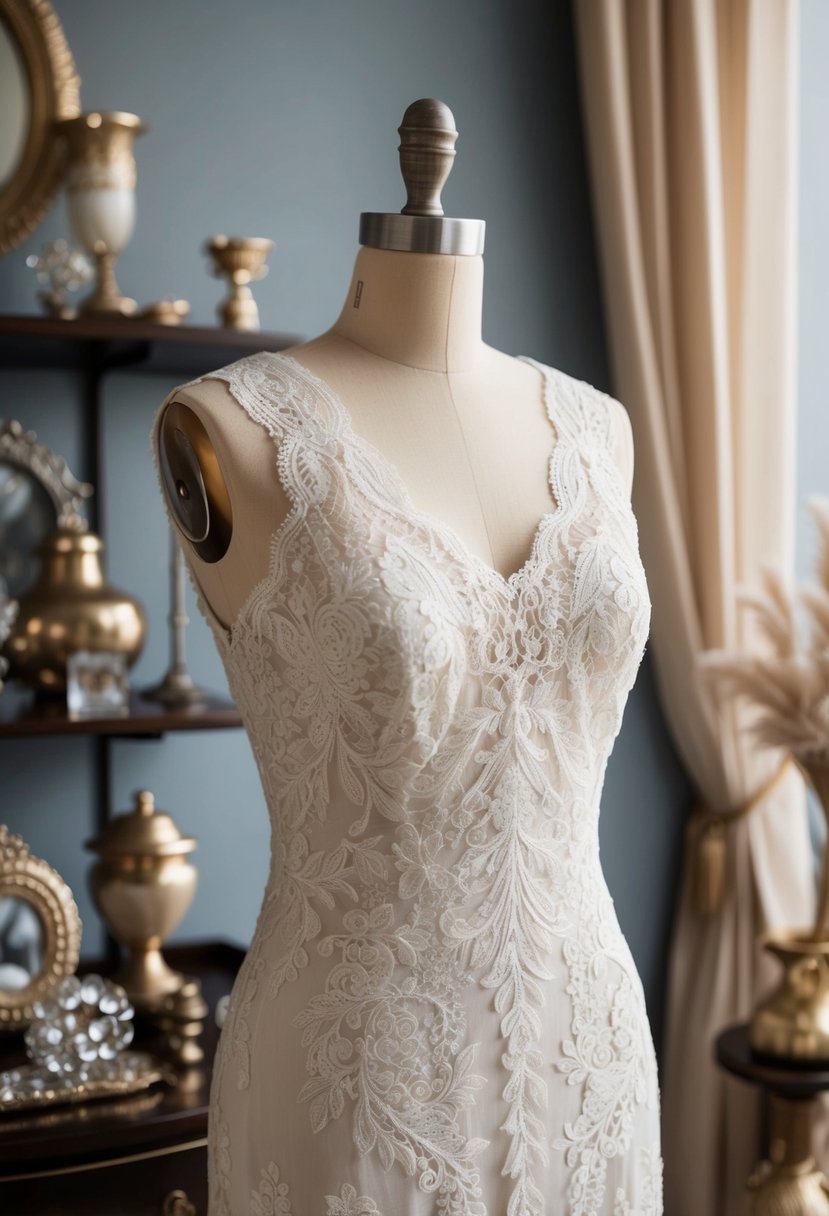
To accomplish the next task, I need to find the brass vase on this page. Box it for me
[4,527,146,693]
[751,758,829,1062]
[56,111,147,316]
[86,790,197,1008]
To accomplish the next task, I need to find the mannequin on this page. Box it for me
[152,101,662,1216]
[156,100,633,634]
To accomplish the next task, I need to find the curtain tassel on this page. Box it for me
[691,756,795,916]
[692,815,727,915]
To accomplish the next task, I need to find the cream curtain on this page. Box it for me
[573,2,814,1213]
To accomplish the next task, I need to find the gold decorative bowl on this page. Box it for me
[204,235,274,331]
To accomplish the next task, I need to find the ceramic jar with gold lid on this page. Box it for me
[86,790,197,1008]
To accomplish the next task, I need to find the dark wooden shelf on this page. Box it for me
[0,686,242,739]
[0,312,304,377]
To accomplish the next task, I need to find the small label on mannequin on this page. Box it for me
[353,280,363,309]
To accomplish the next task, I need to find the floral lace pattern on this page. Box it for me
[152,351,662,1215]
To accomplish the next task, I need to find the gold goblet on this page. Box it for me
[205,235,274,331]
[56,111,147,316]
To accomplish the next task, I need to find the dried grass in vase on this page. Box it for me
[699,497,829,939]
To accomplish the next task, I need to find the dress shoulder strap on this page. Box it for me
[201,350,343,451]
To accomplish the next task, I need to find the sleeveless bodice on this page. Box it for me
[152,351,663,1216]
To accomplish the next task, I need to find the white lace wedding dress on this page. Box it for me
[153,351,663,1216]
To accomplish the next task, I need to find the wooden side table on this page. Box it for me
[0,941,243,1216]
[716,1022,829,1214]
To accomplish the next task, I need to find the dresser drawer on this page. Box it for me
[0,1138,207,1215]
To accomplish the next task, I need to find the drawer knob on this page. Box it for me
[162,1190,196,1216]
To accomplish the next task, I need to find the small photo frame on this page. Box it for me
[67,650,129,719]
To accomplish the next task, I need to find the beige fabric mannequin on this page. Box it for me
[152,220,664,1215]
[159,244,634,632]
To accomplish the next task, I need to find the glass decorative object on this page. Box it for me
[24,973,134,1072]
[25,238,92,318]
[67,649,129,718]
[55,111,147,316]
[0,972,165,1112]
[0,1049,161,1111]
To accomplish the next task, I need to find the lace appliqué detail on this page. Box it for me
[613,1142,664,1216]
[251,1161,294,1215]
[325,1182,384,1215]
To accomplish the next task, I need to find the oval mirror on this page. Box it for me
[0,0,80,255]
[0,826,81,1031]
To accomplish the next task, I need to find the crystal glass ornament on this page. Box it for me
[24,973,134,1074]
[25,238,92,318]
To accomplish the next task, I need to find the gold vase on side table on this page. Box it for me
[751,758,829,1062]
[720,756,829,1215]
[86,791,197,1008]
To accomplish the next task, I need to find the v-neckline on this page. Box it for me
[279,350,565,587]
[200,350,569,648]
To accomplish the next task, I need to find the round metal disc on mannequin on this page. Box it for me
[360,99,485,256]
[157,401,233,563]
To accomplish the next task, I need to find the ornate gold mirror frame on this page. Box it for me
[0,825,82,1030]
[0,0,80,254]
[0,419,93,599]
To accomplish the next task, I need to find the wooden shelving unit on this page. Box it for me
[0,313,304,378]
[0,312,301,823]
[0,687,243,739]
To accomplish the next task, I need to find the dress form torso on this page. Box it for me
[150,100,663,1216]
[157,245,634,632]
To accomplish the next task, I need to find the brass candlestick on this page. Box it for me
[205,235,273,331]
[144,530,206,709]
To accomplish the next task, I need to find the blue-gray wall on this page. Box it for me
[1,0,696,1055]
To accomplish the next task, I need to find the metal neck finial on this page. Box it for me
[359,99,485,256]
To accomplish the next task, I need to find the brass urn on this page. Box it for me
[86,790,197,1008]
[5,527,146,692]
[751,759,829,1063]
[750,932,829,1061]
